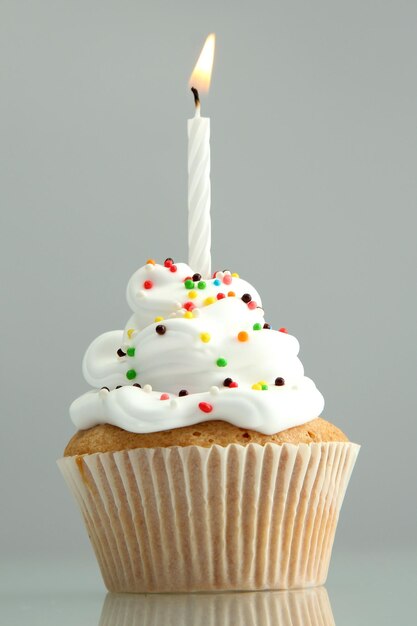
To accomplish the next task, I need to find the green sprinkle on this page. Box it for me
[216,357,228,367]
[253,323,262,331]
[261,384,269,390]
[184,280,194,289]
[126,369,137,380]
[198,281,206,290]
[127,347,135,357]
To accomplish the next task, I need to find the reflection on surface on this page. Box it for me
[99,586,335,626]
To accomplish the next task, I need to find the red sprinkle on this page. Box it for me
[279,327,288,333]
[170,265,177,273]
[223,275,232,285]
[217,292,226,300]
[184,276,192,282]
[248,300,257,310]
[229,381,238,388]
[199,402,213,413]
[183,301,195,311]
[160,393,170,400]
[143,280,153,289]
[164,259,173,268]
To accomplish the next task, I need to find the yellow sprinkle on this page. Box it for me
[127,329,135,338]
[184,311,194,319]
[252,383,262,390]
[204,296,216,306]
[200,332,211,343]
[258,380,268,386]
[188,290,197,299]
[154,316,164,322]
[232,272,239,278]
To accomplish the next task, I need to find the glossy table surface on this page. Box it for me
[1,549,415,625]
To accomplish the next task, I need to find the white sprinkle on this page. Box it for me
[174,301,182,309]
[193,309,201,317]
[144,384,152,393]
[170,399,179,409]
[138,291,146,299]
[210,386,220,396]
[99,388,109,397]
[145,263,155,270]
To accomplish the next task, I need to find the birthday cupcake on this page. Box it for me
[58,259,359,593]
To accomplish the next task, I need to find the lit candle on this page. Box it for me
[188,34,215,278]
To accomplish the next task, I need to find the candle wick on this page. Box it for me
[191,87,201,116]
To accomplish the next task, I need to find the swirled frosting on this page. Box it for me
[70,261,324,435]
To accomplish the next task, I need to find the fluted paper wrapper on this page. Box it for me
[58,441,359,592]
[99,587,335,626]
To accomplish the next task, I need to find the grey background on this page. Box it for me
[1,0,416,616]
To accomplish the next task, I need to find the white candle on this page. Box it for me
[188,34,215,278]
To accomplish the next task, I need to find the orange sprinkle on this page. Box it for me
[238,331,249,342]
[146,259,156,265]
[228,291,236,297]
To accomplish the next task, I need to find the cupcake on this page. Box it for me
[58,259,359,592]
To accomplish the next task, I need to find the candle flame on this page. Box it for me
[189,33,216,94]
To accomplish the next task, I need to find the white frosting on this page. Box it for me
[70,262,324,435]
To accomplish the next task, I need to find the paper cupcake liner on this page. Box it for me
[58,441,359,592]
[99,587,335,626]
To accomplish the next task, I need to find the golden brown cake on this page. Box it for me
[64,417,348,456]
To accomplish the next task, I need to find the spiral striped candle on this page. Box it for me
[188,96,211,278]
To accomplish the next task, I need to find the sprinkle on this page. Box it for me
[279,327,288,333]
[262,384,269,390]
[126,347,135,357]
[156,325,166,335]
[183,301,195,311]
[160,393,170,400]
[170,265,177,273]
[198,281,206,290]
[117,348,126,357]
[154,316,164,322]
[241,293,252,303]
[143,280,153,289]
[210,386,220,395]
[248,301,257,310]
[144,384,152,393]
[101,386,110,392]
[253,323,262,331]
[204,296,216,306]
[228,291,236,297]
[223,378,233,387]
[252,383,262,390]
[184,311,194,319]
[133,383,142,388]
[216,357,228,367]
[126,369,137,380]
[275,377,285,386]
[263,323,271,329]
[200,332,211,343]
[217,293,226,300]
[192,273,202,282]
[170,399,178,408]
[184,279,194,289]
[223,275,232,285]
[116,385,122,389]
[164,258,174,267]
[193,309,201,317]
[213,278,221,286]
[229,381,238,388]
[232,273,239,278]
[179,389,189,396]
[146,259,156,265]
[199,402,213,413]
[237,331,249,342]
[127,328,135,338]
[188,290,198,299]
